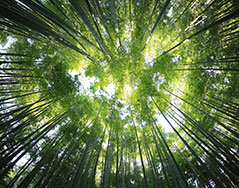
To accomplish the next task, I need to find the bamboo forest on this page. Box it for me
[0,0,239,187]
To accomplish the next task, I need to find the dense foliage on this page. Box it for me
[0,0,239,187]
